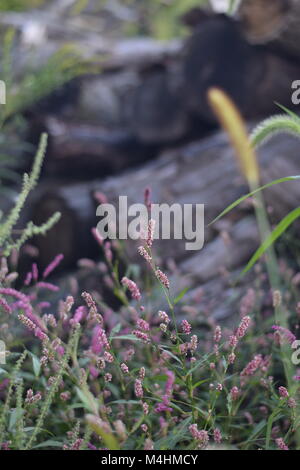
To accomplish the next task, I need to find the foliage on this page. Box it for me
[0,0,44,12]
[0,215,299,450]
[0,133,60,256]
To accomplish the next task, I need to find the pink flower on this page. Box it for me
[190,335,198,351]
[0,297,12,315]
[25,389,42,404]
[133,330,150,343]
[158,311,170,324]
[189,425,209,449]
[229,335,238,348]
[142,402,149,415]
[70,306,86,327]
[60,392,71,401]
[134,379,143,398]
[91,326,110,354]
[137,318,150,331]
[181,319,192,334]
[137,246,152,264]
[154,402,172,413]
[104,351,114,363]
[121,277,141,301]
[228,352,236,364]
[214,325,222,343]
[36,282,59,292]
[241,355,263,377]
[144,187,152,212]
[0,287,29,304]
[230,386,240,401]
[42,254,64,278]
[278,386,289,398]
[164,370,175,399]
[275,438,289,450]
[213,428,222,444]
[82,291,101,322]
[139,367,146,379]
[144,439,154,450]
[146,219,155,248]
[288,398,296,408]
[120,363,129,374]
[32,263,39,281]
[155,269,170,289]
[272,326,296,345]
[24,271,32,286]
[236,316,251,339]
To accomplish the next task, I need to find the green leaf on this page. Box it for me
[32,440,63,449]
[266,411,283,450]
[75,387,99,414]
[174,287,190,305]
[244,420,267,447]
[243,207,300,274]
[109,323,121,338]
[275,102,300,122]
[9,408,24,432]
[111,334,140,342]
[209,176,300,226]
[30,352,41,378]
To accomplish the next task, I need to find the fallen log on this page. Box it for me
[182,12,300,123]
[33,116,157,178]
[30,131,300,272]
[237,0,300,61]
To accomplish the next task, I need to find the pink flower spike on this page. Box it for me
[36,282,59,292]
[42,254,64,279]
[214,325,222,343]
[121,277,141,301]
[278,386,289,399]
[214,428,222,444]
[136,318,150,331]
[275,438,289,451]
[181,319,192,335]
[32,263,39,281]
[24,271,32,286]
[236,316,251,339]
[132,330,150,343]
[144,187,152,212]
[146,219,155,248]
[155,269,170,289]
[241,355,263,377]
[0,297,12,315]
[272,325,296,345]
[134,379,143,398]
[0,287,30,304]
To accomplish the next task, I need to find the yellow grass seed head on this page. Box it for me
[208,88,260,187]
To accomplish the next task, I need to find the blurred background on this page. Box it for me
[1,0,300,320]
